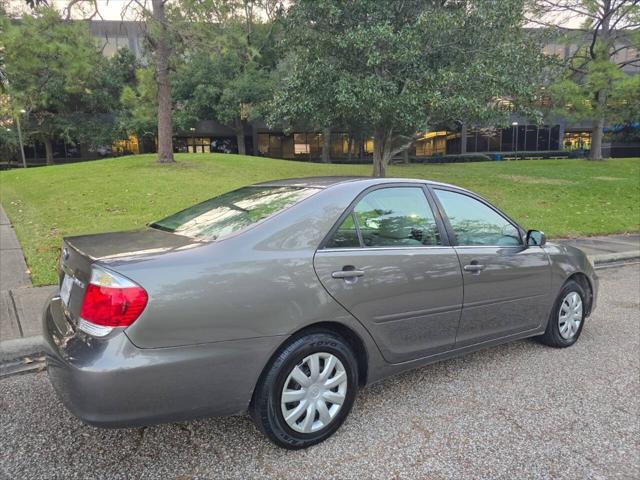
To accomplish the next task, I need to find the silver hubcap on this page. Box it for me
[280,352,348,433]
[558,291,583,339]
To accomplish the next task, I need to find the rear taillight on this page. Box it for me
[78,266,148,337]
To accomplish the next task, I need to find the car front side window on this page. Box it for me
[434,189,521,246]
[326,186,441,248]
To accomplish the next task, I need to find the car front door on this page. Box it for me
[313,184,463,364]
[431,187,551,347]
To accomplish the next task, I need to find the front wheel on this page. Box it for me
[538,280,587,348]
[250,331,358,449]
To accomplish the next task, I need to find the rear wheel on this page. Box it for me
[538,280,586,348]
[250,330,358,449]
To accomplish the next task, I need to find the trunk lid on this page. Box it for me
[58,228,199,323]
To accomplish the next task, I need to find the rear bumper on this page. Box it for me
[43,296,286,427]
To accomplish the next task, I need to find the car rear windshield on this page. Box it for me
[150,186,319,240]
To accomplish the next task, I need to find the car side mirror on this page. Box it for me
[526,230,546,247]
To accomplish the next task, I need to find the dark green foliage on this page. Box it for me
[172,7,280,153]
[270,0,548,175]
[3,8,137,162]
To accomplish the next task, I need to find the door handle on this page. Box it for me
[463,264,485,273]
[332,269,365,279]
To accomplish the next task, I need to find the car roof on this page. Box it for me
[253,176,366,188]
[253,176,466,191]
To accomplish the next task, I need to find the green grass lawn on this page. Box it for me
[1,153,639,285]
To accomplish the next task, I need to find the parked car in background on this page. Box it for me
[43,177,597,449]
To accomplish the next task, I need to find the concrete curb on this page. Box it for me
[0,335,45,363]
[591,251,640,265]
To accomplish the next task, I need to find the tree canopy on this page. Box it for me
[2,7,134,164]
[173,6,280,155]
[530,0,640,160]
[4,0,635,171]
[270,0,548,176]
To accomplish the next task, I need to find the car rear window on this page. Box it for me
[150,186,319,240]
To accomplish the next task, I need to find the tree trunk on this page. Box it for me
[152,0,175,163]
[589,3,610,161]
[590,116,605,161]
[347,134,353,162]
[372,129,392,177]
[402,149,409,164]
[43,138,54,165]
[235,118,246,155]
[321,127,331,163]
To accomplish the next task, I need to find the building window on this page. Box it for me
[501,127,513,152]
[257,133,270,155]
[465,128,478,153]
[98,35,130,57]
[516,125,526,151]
[475,127,500,152]
[294,133,310,155]
[310,133,322,158]
[537,127,550,150]
[270,134,284,158]
[291,133,322,158]
[525,125,538,151]
[563,132,591,150]
[113,134,139,155]
[497,125,560,152]
[330,133,356,158]
[416,131,448,156]
[364,138,375,154]
[186,137,211,153]
[445,132,462,155]
[550,126,560,149]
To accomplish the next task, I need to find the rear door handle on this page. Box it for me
[332,270,365,279]
[463,264,486,273]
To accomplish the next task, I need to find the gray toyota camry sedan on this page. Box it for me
[43,177,597,449]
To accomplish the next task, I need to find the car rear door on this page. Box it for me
[430,187,551,347]
[313,184,463,364]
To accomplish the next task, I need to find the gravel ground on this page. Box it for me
[1,264,638,480]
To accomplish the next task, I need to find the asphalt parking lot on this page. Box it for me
[1,264,638,480]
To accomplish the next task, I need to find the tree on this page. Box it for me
[0,95,20,164]
[148,0,177,162]
[78,48,139,149]
[119,66,160,147]
[173,0,280,155]
[214,35,278,154]
[3,7,116,164]
[529,0,640,160]
[271,0,547,176]
[0,54,6,95]
[64,0,185,163]
[1,3,8,93]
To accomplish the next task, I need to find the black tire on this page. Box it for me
[250,330,358,449]
[537,280,587,348]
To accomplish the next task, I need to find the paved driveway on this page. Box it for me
[1,264,638,480]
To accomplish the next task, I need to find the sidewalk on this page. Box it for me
[0,199,638,362]
[1,205,55,361]
[556,234,640,264]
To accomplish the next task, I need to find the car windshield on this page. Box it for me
[151,186,319,240]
